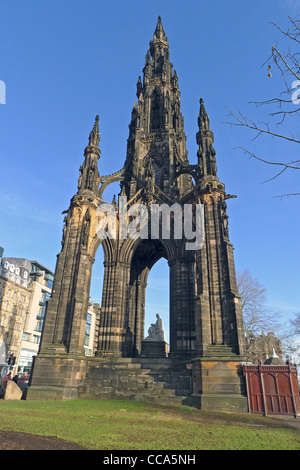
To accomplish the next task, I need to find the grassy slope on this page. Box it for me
[0,400,299,450]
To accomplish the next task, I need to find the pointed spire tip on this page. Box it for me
[88,114,100,147]
[154,15,166,37]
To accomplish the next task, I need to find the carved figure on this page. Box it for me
[145,314,166,342]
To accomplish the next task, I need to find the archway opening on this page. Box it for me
[87,244,104,356]
[128,239,170,355]
[144,257,170,344]
[90,245,104,305]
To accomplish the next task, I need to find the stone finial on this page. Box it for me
[88,115,100,147]
[154,16,165,36]
[152,16,168,45]
[198,98,210,129]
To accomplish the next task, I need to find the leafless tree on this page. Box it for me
[226,16,300,197]
[290,311,300,335]
[280,312,300,368]
[237,269,281,334]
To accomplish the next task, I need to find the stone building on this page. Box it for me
[28,18,248,411]
[18,261,54,373]
[246,331,283,364]
[84,301,101,357]
[0,248,31,369]
[0,249,99,373]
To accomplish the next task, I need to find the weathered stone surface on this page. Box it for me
[4,381,23,400]
[140,340,168,358]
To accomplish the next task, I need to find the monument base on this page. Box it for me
[27,352,250,412]
[140,340,169,358]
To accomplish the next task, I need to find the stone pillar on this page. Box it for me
[169,256,196,358]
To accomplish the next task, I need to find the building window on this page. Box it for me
[40,291,51,304]
[84,313,92,347]
[33,335,40,344]
[35,320,43,332]
[22,333,30,341]
[44,274,54,290]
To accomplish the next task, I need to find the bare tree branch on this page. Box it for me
[273,193,300,198]
[225,107,300,144]
[260,166,288,184]
[225,17,300,194]
[272,45,300,82]
[235,146,300,169]
[269,20,300,45]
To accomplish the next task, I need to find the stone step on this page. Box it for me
[78,388,189,406]
[78,358,193,404]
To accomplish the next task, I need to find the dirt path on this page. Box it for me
[0,431,86,450]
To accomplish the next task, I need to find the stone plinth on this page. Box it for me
[140,340,169,358]
[4,381,23,400]
[190,348,248,412]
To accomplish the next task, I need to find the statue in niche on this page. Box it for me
[197,151,204,177]
[164,91,169,109]
[210,145,217,176]
[145,314,166,342]
[81,210,91,248]
[88,168,95,189]
[144,158,155,193]
[136,76,143,97]
[221,199,229,237]
[61,215,68,248]
[78,165,83,190]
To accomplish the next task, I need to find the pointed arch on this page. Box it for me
[150,88,162,130]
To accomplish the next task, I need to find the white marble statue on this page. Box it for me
[145,314,166,342]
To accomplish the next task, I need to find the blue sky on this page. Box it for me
[0,1,299,340]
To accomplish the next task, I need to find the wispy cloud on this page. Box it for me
[284,0,299,15]
[146,303,168,309]
[265,302,299,312]
[147,285,169,292]
[0,191,59,226]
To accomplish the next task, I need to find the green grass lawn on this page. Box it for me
[0,399,299,450]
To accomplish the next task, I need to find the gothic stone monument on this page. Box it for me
[28,18,248,411]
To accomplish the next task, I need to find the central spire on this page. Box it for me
[148,16,170,76]
[121,17,191,199]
